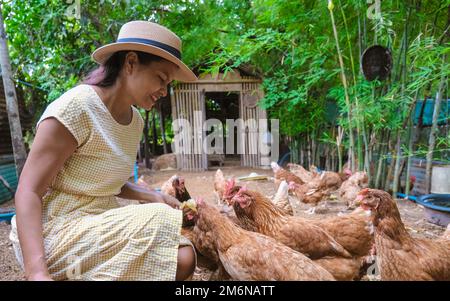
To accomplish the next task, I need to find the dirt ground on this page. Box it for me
[0,166,447,281]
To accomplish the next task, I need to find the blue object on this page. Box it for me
[396,193,417,202]
[278,152,291,166]
[416,194,450,213]
[0,211,15,223]
[0,162,18,204]
[117,38,181,59]
[134,162,138,183]
[415,194,450,226]
[414,99,450,126]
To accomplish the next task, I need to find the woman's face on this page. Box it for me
[123,52,178,110]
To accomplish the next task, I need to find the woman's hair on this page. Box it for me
[83,51,163,87]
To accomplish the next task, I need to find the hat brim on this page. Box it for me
[91,42,197,82]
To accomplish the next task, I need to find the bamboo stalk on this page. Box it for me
[328,0,356,172]
[338,0,364,172]
[336,126,344,172]
[404,112,415,195]
[392,6,412,197]
[384,137,396,191]
[425,57,446,193]
[403,88,420,194]
[374,130,385,188]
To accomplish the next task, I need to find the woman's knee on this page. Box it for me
[176,246,196,280]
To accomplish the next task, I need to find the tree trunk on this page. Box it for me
[158,102,168,154]
[151,110,157,155]
[144,110,150,168]
[0,6,27,176]
[425,58,446,193]
[307,133,312,167]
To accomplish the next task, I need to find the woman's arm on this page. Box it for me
[116,182,181,208]
[15,118,78,280]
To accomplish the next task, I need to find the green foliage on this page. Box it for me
[3,0,449,161]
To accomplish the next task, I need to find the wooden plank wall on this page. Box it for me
[241,78,266,168]
[172,83,206,171]
[173,74,266,170]
[407,157,448,195]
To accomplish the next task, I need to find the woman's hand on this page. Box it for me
[117,182,182,208]
[157,192,182,209]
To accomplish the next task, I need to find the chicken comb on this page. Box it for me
[288,181,299,190]
[344,168,353,175]
[196,197,205,206]
[359,188,370,196]
[236,185,247,197]
[223,178,236,198]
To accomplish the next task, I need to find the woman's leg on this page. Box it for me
[176,245,196,280]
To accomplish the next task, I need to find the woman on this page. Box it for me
[9,21,198,281]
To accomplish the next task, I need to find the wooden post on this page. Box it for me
[0,6,27,176]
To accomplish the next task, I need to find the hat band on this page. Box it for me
[117,38,181,59]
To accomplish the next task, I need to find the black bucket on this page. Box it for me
[361,45,393,81]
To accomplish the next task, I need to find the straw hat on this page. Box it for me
[92,21,197,82]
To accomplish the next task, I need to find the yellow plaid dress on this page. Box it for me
[10,84,185,280]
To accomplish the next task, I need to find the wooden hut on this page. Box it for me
[170,68,269,171]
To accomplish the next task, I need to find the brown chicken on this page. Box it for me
[160,175,191,203]
[288,181,328,214]
[312,207,374,279]
[188,198,335,280]
[181,225,223,274]
[271,162,304,188]
[316,169,353,191]
[271,180,294,215]
[224,182,373,280]
[387,175,417,196]
[357,188,450,280]
[287,163,316,183]
[288,169,353,214]
[213,169,226,202]
[338,171,369,209]
[180,199,238,280]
